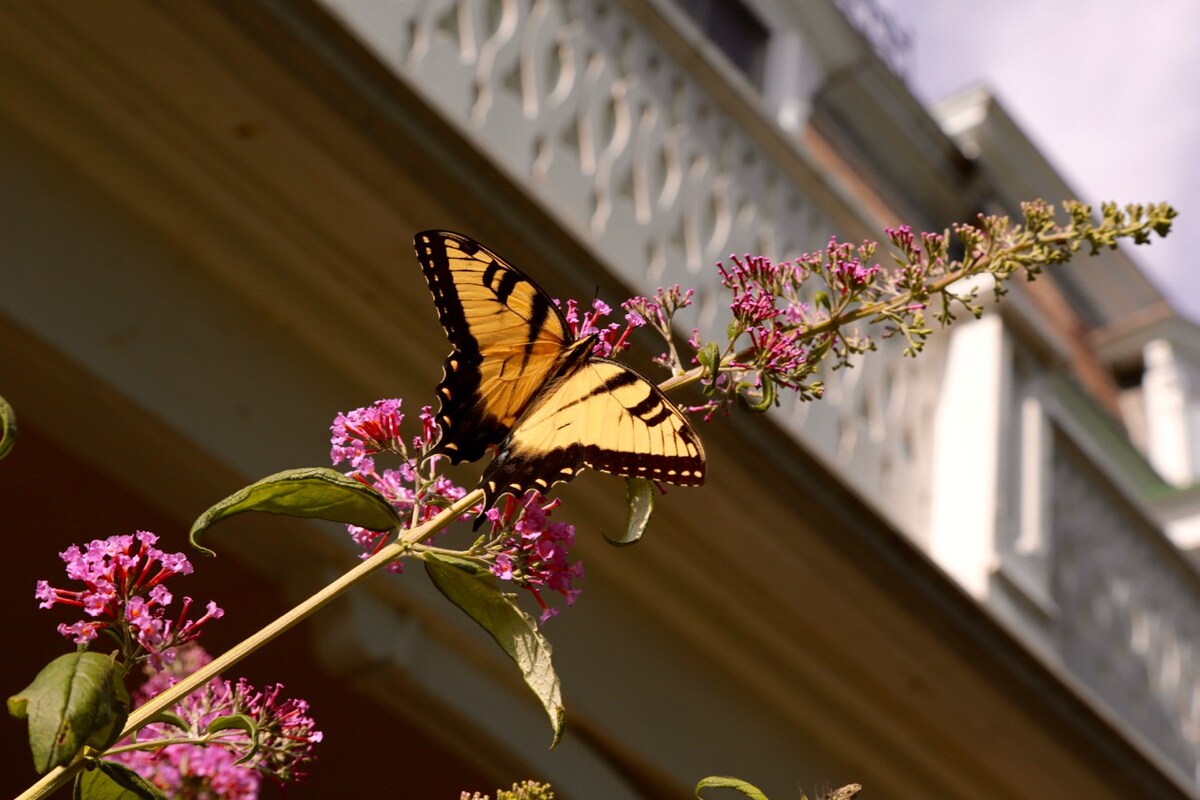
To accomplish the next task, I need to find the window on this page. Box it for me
[670,0,769,86]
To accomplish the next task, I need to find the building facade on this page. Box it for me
[1,1,1198,797]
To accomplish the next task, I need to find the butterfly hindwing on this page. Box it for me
[480,359,706,512]
[415,230,573,463]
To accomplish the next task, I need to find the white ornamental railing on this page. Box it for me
[324,0,941,535]
[1052,438,1200,782]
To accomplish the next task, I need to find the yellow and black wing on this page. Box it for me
[415,230,574,464]
[415,229,706,517]
[480,359,706,512]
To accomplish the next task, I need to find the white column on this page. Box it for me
[762,30,823,133]
[1142,339,1195,487]
[928,315,1007,597]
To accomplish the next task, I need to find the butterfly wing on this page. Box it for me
[415,230,574,464]
[480,358,706,512]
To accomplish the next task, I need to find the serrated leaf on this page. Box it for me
[75,761,168,800]
[695,775,770,800]
[189,467,401,556]
[424,555,564,747]
[0,394,15,460]
[604,477,654,546]
[9,653,130,773]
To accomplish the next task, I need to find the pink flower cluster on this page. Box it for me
[36,532,222,667]
[331,399,471,569]
[558,297,634,357]
[111,645,321,798]
[330,397,405,471]
[674,239,887,416]
[713,253,822,400]
[485,494,583,622]
[622,284,694,331]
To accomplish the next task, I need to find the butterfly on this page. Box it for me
[414,230,706,521]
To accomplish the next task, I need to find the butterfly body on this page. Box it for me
[415,231,705,517]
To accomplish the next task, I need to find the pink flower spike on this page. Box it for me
[488,492,582,620]
[330,397,473,555]
[109,644,321,793]
[38,532,222,664]
[58,621,101,645]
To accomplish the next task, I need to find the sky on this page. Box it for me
[879,0,1200,322]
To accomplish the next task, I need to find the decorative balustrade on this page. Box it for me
[380,0,829,289]
[324,0,939,533]
[1052,437,1200,781]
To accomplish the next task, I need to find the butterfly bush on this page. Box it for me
[10,202,1176,800]
[483,493,584,622]
[35,531,223,668]
[31,532,321,796]
[331,399,583,616]
[557,298,631,358]
[603,201,1177,418]
[331,399,469,572]
[109,644,322,798]
[461,781,556,800]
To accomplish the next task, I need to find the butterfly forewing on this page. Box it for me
[416,230,573,463]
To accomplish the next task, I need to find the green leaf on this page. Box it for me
[735,377,776,413]
[131,711,188,739]
[75,761,168,800]
[189,467,401,556]
[9,653,130,773]
[424,554,564,748]
[695,776,770,800]
[604,477,654,546]
[420,552,490,576]
[0,394,15,461]
[205,712,257,737]
[205,713,259,764]
[697,341,723,393]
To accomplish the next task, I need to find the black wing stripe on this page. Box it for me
[627,393,662,419]
[492,267,519,305]
[415,231,706,519]
[525,292,550,359]
[554,370,640,415]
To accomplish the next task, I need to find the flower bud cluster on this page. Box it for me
[35,531,222,668]
[332,399,471,570]
[111,644,321,797]
[483,494,584,622]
